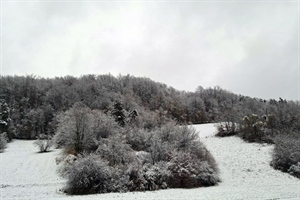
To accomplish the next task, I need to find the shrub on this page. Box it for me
[92,110,119,139]
[56,154,78,179]
[271,135,300,178]
[33,134,53,152]
[0,133,8,152]
[188,141,219,173]
[288,162,300,178]
[167,151,220,188]
[142,162,169,190]
[173,126,199,151]
[135,151,152,165]
[148,123,198,163]
[149,135,171,163]
[126,128,153,151]
[64,155,112,195]
[124,162,169,192]
[239,114,273,143]
[96,136,133,166]
[124,163,147,191]
[216,122,238,137]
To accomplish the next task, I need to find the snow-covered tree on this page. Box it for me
[54,102,96,153]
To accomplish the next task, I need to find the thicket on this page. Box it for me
[271,135,300,179]
[54,103,220,194]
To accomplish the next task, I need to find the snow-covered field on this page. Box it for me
[1,124,299,200]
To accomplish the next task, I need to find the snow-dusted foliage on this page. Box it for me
[33,134,53,152]
[57,121,220,194]
[288,162,300,178]
[167,151,220,188]
[124,162,169,191]
[56,154,78,179]
[64,155,112,195]
[239,114,272,143]
[0,133,8,152]
[216,122,238,137]
[92,110,119,139]
[271,135,300,179]
[96,136,134,166]
[54,102,97,153]
[126,128,153,151]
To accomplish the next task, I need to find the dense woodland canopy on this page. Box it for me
[0,74,300,140]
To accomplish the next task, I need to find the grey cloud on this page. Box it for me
[1,1,298,100]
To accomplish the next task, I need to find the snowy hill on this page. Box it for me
[1,124,299,199]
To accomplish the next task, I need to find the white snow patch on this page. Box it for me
[1,124,299,199]
[190,123,218,138]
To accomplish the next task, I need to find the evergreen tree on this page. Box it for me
[128,109,138,123]
[0,99,10,134]
[111,101,125,127]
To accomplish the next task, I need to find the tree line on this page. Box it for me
[0,74,300,140]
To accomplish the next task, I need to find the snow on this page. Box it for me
[0,120,7,125]
[1,124,300,199]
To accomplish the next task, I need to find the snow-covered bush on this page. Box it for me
[56,154,78,179]
[167,151,220,188]
[271,135,300,179]
[239,114,272,143]
[124,162,169,191]
[126,128,153,151]
[135,151,152,164]
[92,110,119,139]
[188,140,219,173]
[216,122,238,137]
[141,162,169,190]
[124,163,147,191]
[64,155,112,195]
[33,134,53,152]
[149,135,170,163]
[96,136,133,166]
[0,133,8,152]
[288,162,300,178]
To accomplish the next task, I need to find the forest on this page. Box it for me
[1,74,300,194]
[1,74,299,140]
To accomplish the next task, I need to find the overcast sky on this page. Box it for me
[1,0,299,101]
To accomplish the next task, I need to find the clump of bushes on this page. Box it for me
[271,135,300,178]
[55,112,220,195]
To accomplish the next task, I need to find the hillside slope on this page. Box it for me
[1,124,299,199]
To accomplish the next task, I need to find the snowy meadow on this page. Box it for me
[1,124,299,200]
